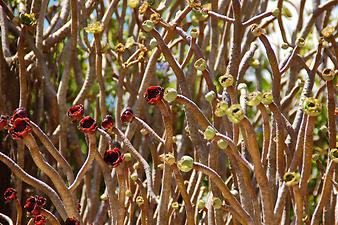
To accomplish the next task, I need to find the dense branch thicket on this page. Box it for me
[0,0,337,224]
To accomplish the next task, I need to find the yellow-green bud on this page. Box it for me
[321,26,334,38]
[124,153,132,162]
[226,104,245,124]
[250,59,260,68]
[125,189,133,197]
[177,155,194,173]
[140,128,149,136]
[247,91,262,106]
[84,21,104,34]
[150,13,161,24]
[214,102,228,117]
[205,91,216,102]
[164,88,178,102]
[322,68,335,81]
[261,91,273,105]
[139,2,149,14]
[197,199,205,209]
[218,74,234,88]
[281,42,289,49]
[133,162,140,170]
[194,58,207,71]
[204,126,216,140]
[329,148,338,163]
[190,28,199,38]
[217,139,228,150]
[163,153,176,166]
[19,13,36,26]
[149,38,157,49]
[272,8,280,17]
[100,193,108,201]
[172,202,179,210]
[295,37,305,47]
[115,43,125,54]
[250,24,263,37]
[283,171,300,187]
[212,197,223,209]
[302,97,322,116]
[136,196,144,206]
[142,20,154,32]
[130,172,138,181]
[128,0,140,8]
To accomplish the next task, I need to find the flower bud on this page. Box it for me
[302,97,322,116]
[172,202,179,210]
[281,42,289,49]
[212,197,222,209]
[149,38,157,49]
[205,91,216,102]
[194,58,207,71]
[139,2,149,14]
[164,88,178,102]
[136,196,144,206]
[247,91,263,106]
[250,24,263,37]
[226,104,245,124]
[190,28,199,38]
[283,171,300,187]
[84,21,104,34]
[217,139,228,150]
[115,43,125,54]
[321,26,334,38]
[133,162,140,170]
[150,13,161,24]
[124,153,132,162]
[249,59,260,68]
[322,68,335,81]
[125,190,133,197]
[214,102,228,117]
[130,172,138,181]
[204,126,216,140]
[128,0,139,8]
[295,37,305,47]
[19,13,36,26]
[329,148,338,163]
[188,0,202,10]
[272,8,280,17]
[163,153,176,166]
[142,20,154,32]
[177,155,194,172]
[140,128,149,136]
[100,193,108,201]
[197,199,205,209]
[261,91,273,105]
[218,74,234,88]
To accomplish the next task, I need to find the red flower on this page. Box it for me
[104,147,124,167]
[65,218,80,225]
[0,115,9,131]
[79,116,97,133]
[144,86,164,104]
[24,196,46,215]
[34,215,46,225]
[8,118,31,140]
[67,104,84,122]
[4,188,17,201]
[101,115,114,131]
[121,107,134,123]
[11,107,29,123]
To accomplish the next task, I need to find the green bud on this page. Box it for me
[194,58,207,71]
[295,37,305,47]
[250,24,263,37]
[136,196,144,206]
[261,91,273,105]
[138,31,146,41]
[163,153,176,166]
[217,139,228,150]
[128,0,139,8]
[142,20,154,32]
[177,155,194,172]
[194,10,208,21]
[204,126,216,140]
[164,88,178,102]
[197,199,205,210]
[84,21,104,34]
[329,148,338,163]
[283,171,300,187]
[205,91,216,102]
[133,162,140,170]
[249,59,260,68]
[302,97,322,116]
[150,12,161,24]
[100,193,108,201]
[247,91,263,106]
[172,202,179,210]
[214,102,228,117]
[19,13,36,26]
[218,74,234,88]
[149,38,157,49]
[190,28,199,38]
[272,8,280,17]
[125,189,133,197]
[321,26,334,38]
[226,104,245,124]
[130,172,138,181]
[140,128,149,136]
[212,197,223,209]
[139,2,149,14]
[322,68,335,81]
[281,42,289,49]
[124,153,132,162]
